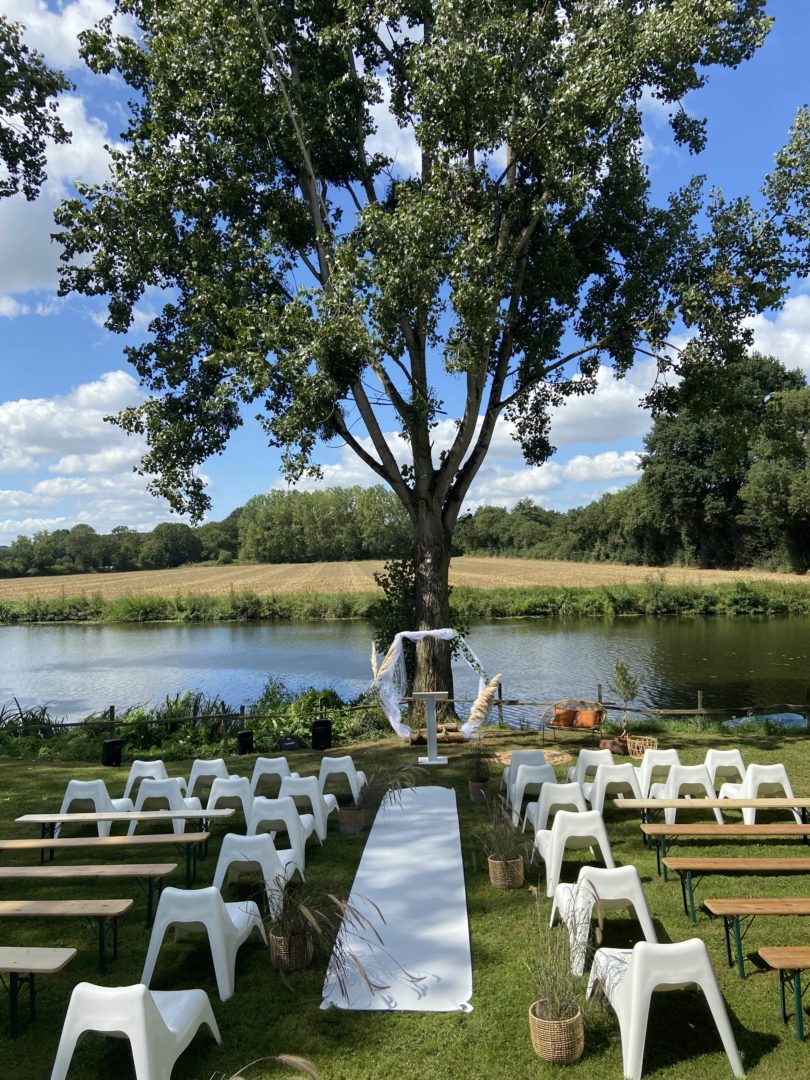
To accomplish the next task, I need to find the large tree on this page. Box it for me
[0,16,71,200]
[55,1,810,691]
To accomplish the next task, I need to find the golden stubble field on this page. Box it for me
[0,556,807,601]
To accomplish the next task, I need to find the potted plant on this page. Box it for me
[527,903,585,1063]
[477,795,529,888]
[338,764,422,834]
[467,738,492,802]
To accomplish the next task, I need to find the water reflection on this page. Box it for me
[2,616,809,720]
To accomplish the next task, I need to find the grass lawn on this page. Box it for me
[1,728,810,1079]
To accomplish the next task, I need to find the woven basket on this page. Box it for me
[626,734,658,758]
[488,855,524,889]
[269,931,313,972]
[529,1002,585,1063]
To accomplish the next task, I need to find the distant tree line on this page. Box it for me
[0,486,410,577]
[4,353,810,577]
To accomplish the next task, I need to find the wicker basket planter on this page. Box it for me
[626,734,659,758]
[338,806,367,834]
[269,931,314,972]
[469,778,491,803]
[488,855,524,889]
[529,1002,585,1063]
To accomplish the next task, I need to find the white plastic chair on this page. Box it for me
[123,760,186,801]
[212,832,287,918]
[249,756,296,797]
[510,764,557,825]
[141,885,267,1002]
[57,780,134,838]
[247,795,314,880]
[586,939,744,1080]
[279,775,338,843]
[534,809,615,897]
[523,781,587,834]
[704,748,745,789]
[128,778,202,836]
[550,865,657,976]
[318,755,368,805]
[566,748,613,786]
[649,764,723,825]
[634,748,681,798]
[501,750,548,797]
[582,763,642,816]
[186,758,230,801]
[719,763,801,824]
[51,982,220,1080]
[206,776,253,822]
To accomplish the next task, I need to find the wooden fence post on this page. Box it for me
[497,681,504,728]
[697,690,704,732]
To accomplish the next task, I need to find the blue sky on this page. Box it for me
[1,1,810,546]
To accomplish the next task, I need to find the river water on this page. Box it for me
[2,617,809,721]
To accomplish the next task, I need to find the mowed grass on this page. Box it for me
[2,556,809,603]
[2,728,810,1079]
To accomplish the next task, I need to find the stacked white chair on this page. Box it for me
[250,756,296,797]
[586,939,744,1080]
[128,778,202,836]
[634,748,681,798]
[212,833,287,918]
[550,865,657,976]
[142,886,266,1002]
[533,809,615,897]
[123,760,187,801]
[649,764,723,825]
[704,748,745,789]
[318,755,367,805]
[524,781,587,834]
[279,775,338,843]
[500,750,547,794]
[51,982,220,1080]
[719,763,801,824]
[206,776,253,822]
[582,763,642,816]
[57,780,134,838]
[247,795,314,879]
[186,758,230,802]
[510,764,556,825]
[566,748,613,786]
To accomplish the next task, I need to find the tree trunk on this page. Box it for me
[411,509,455,701]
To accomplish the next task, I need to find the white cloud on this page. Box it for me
[4,1,124,71]
[367,77,421,177]
[0,296,31,318]
[747,295,810,375]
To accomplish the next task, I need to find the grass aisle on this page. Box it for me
[1,729,809,1078]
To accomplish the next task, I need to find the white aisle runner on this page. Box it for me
[321,785,473,1012]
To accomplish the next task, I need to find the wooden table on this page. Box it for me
[0,863,177,927]
[640,822,810,879]
[0,899,133,974]
[703,897,810,979]
[0,832,208,888]
[662,857,810,924]
[758,947,810,1041]
[0,946,76,1037]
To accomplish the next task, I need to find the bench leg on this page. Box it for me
[793,971,805,1042]
[722,916,733,970]
[686,871,697,925]
[733,916,746,979]
[98,916,107,975]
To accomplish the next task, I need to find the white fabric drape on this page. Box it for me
[371,629,488,739]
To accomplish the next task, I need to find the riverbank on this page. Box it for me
[3,575,810,623]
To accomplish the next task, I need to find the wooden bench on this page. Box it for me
[0,863,177,927]
[640,823,810,879]
[0,831,209,888]
[0,946,76,1038]
[617,796,810,825]
[703,898,810,979]
[663,857,810,924]
[15,807,234,840]
[0,899,133,974]
[758,947,810,1042]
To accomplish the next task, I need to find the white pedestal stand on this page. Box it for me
[413,690,449,766]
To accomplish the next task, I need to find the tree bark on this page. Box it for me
[411,507,455,700]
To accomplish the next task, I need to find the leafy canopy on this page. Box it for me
[0,16,72,200]
[54,1,810,539]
